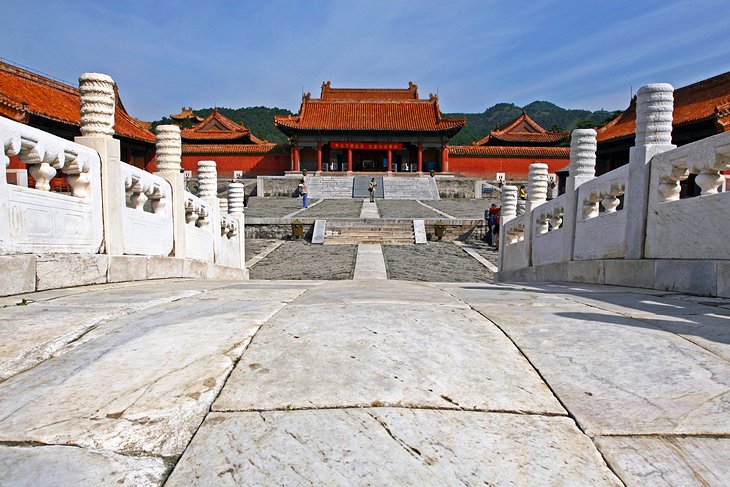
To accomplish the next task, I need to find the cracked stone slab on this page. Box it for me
[166,409,621,486]
[595,435,730,486]
[0,297,287,457]
[480,302,730,436]
[195,285,313,302]
[440,283,579,309]
[559,292,730,318]
[291,280,468,307]
[0,445,166,487]
[214,301,564,414]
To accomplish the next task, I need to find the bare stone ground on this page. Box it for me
[244,197,309,219]
[245,239,278,260]
[248,241,357,280]
[299,199,363,218]
[376,200,441,218]
[421,199,494,219]
[383,242,494,282]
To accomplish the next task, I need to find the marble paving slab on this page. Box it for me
[292,280,467,307]
[214,301,564,414]
[166,409,621,486]
[479,302,730,436]
[560,292,730,318]
[0,297,288,456]
[595,435,730,486]
[0,445,166,487]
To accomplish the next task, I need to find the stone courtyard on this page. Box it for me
[1,279,728,485]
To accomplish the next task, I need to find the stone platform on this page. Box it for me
[1,279,729,485]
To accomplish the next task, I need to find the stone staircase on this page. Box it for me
[306,176,354,199]
[324,219,416,245]
[353,176,384,199]
[383,176,439,200]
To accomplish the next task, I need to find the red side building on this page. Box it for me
[448,111,570,179]
[0,60,156,171]
[274,82,466,173]
[176,108,289,177]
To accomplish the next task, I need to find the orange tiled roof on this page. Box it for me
[0,61,155,144]
[474,111,568,146]
[319,80,420,101]
[448,145,570,158]
[170,106,204,122]
[275,83,465,135]
[182,143,287,155]
[181,108,266,143]
[597,70,730,143]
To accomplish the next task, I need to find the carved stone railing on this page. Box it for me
[573,165,629,260]
[531,193,567,266]
[0,117,103,254]
[183,191,214,261]
[501,211,530,271]
[120,162,173,256]
[645,130,730,259]
[218,212,241,268]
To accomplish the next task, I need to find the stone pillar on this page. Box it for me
[347,149,353,172]
[293,145,300,172]
[441,144,449,172]
[562,129,597,261]
[317,141,322,172]
[198,160,221,265]
[526,163,549,212]
[387,149,392,172]
[154,125,186,259]
[228,181,247,275]
[74,73,123,255]
[498,185,518,271]
[417,143,423,172]
[626,83,675,259]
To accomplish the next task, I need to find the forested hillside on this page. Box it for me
[151,102,621,146]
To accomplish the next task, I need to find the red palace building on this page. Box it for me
[274,82,466,173]
[447,111,570,179]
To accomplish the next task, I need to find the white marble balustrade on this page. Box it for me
[184,191,215,261]
[645,130,730,259]
[501,212,530,271]
[531,193,567,266]
[573,164,629,260]
[0,117,103,254]
[218,213,241,268]
[120,162,173,256]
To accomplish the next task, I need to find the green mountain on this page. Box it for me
[151,102,620,146]
[445,102,621,146]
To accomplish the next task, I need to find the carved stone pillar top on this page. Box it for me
[228,182,245,215]
[197,160,217,199]
[78,73,115,137]
[501,185,518,221]
[569,129,597,178]
[635,83,674,147]
[527,163,549,208]
[155,125,182,174]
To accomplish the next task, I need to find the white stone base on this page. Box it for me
[0,255,36,295]
[497,259,730,298]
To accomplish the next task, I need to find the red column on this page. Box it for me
[347,149,353,172]
[441,144,448,172]
[417,143,423,172]
[294,145,300,172]
[317,141,322,172]
[387,149,392,172]
[290,146,295,171]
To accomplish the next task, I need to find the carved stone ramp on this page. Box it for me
[353,176,384,199]
[2,280,729,485]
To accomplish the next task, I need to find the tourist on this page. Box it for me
[368,177,377,202]
[300,178,309,208]
[485,203,498,245]
[518,184,526,200]
[493,208,501,249]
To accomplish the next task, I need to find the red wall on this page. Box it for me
[172,154,290,177]
[449,156,569,179]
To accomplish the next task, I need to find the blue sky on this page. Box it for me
[2,0,730,120]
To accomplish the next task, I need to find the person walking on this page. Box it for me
[493,208,501,249]
[368,177,377,202]
[518,184,526,200]
[300,178,309,208]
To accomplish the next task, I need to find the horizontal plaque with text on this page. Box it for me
[330,142,403,150]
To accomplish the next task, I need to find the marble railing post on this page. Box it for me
[228,181,247,274]
[626,83,675,259]
[526,163,549,213]
[498,185,518,271]
[154,126,186,258]
[198,160,221,263]
[74,73,123,255]
[563,129,597,261]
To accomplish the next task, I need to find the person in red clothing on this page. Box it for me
[493,208,501,248]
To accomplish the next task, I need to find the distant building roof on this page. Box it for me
[181,108,266,144]
[274,82,465,136]
[182,143,287,155]
[0,60,155,144]
[448,145,569,158]
[473,111,569,146]
[170,106,204,122]
[597,70,730,143]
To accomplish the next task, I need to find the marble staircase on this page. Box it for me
[306,176,354,199]
[324,219,416,244]
[383,176,439,200]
